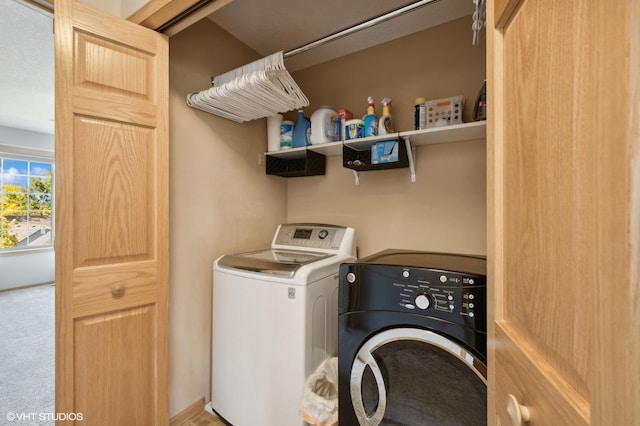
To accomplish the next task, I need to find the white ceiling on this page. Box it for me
[207,0,475,71]
[0,0,475,135]
[0,0,54,135]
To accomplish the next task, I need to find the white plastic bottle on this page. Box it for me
[267,114,283,151]
[310,105,337,144]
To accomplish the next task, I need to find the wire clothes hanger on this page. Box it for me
[186,51,309,123]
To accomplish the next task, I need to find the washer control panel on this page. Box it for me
[339,255,486,332]
[273,224,349,251]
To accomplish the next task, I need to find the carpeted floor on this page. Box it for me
[0,284,55,426]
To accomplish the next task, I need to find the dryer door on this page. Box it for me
[350,328,487,426]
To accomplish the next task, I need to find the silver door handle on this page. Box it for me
[350,350,387,426]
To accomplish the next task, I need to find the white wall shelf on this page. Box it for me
[264,120,486,182]
[399,120,486,146]
[266,146,308,159]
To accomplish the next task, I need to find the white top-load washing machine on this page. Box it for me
[210,223,356,426]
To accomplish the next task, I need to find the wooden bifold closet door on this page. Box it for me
[54,0,169,424]
[488,0,640,424]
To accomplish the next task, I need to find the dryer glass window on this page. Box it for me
[351,329,487,426]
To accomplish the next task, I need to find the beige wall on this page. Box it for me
[288,16,486,257]
[168,19,287,417]
[287,140,486,257]
[168,15,485,417]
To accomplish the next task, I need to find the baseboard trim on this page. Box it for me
[169,397,205,426]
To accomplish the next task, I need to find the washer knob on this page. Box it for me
[318,229,329,239]
[346,272,356,284]
[415,294,431,310]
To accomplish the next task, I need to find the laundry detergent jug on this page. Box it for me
[310,105,337,144]
[293,110,311,148]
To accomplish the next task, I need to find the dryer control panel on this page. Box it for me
[339,250,487,333]
[393,268,483,322]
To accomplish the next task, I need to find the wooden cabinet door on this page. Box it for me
[488,0,640,425]
[54,0,169,424]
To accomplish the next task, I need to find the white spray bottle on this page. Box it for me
[378,97,395,135]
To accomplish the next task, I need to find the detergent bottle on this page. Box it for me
[378,97,395,135]
[362,96,378,137]
[292,110,311,148]
[310,105,337,144]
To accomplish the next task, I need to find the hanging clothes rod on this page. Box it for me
[208,0,442,85]
[191,0,446,122]
[283,0,441,59]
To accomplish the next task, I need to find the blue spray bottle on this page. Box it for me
[362,96,378,137]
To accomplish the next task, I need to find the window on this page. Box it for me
[0,154,54,250]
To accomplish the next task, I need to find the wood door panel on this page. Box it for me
[495,324,589,425]
[75,32,153,99]
[498,0,592,400]
[73,117,155,267]
[488,0,597,422]
[74,305,157,425]
[72,7,161,128]
[73,262,157,317]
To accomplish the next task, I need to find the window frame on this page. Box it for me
[0,145,55,254]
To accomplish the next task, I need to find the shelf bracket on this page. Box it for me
[352,170,360,185]
[403,136,416,182]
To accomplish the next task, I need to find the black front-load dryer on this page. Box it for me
[338,249,487,426]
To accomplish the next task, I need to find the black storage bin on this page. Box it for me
[342,138,409,172]
[266,149,326,177]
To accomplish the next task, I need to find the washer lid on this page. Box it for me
[217,249,333,277]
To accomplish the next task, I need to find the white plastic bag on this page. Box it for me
[299,357,339,426]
